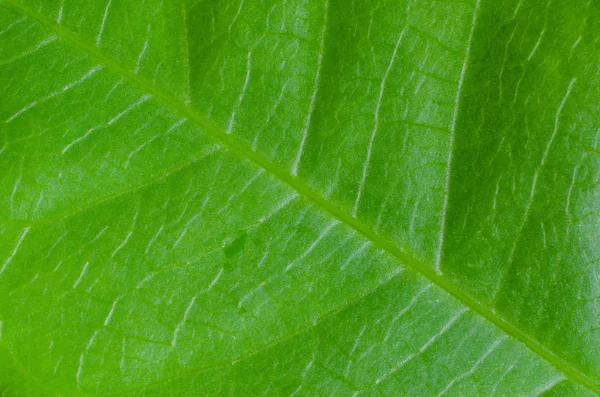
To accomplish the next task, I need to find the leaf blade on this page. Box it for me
[1,0,599,395]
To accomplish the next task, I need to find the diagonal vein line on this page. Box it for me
[4,1,599,393]
[436,0,482,275]
[179,0,191,104]
[24,147,221,226]
[491,77,578,304]
[291,0,329,176]
[110,268,407,396]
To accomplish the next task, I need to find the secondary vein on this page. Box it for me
[435,0,482,274]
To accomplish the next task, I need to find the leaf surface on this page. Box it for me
[0,0,599,395]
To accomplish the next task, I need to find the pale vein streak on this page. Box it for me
[492,78,577,301]
[435,0,482,274]
[0,17,26,36]
[179,0,191,104]
[172,296,197,349]
[7,65,102,123]
[436,336,506,396]
[107,94,151,125]
[73,261,89,289]
[96,0,112,47]
[0,35,56,66]
[57,0,64,23]
[375,308,468,385]
[532,376,566,397]
[0,227,30,277]
[124,117,187,167]
[112,231,133,257]
[291,0,329,176]
[134,25,151,74]
[353,26,408,217]
[62,127,98,154]
[228,0,245,33]
[284,219,338,272]
[226,51,251,134]
[104,297,120,326]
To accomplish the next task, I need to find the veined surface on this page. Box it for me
[0,0,599,395]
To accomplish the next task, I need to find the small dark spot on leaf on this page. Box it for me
[224,233,247,258]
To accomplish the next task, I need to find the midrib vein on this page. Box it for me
[6,1,598,393]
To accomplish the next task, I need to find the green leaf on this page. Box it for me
[1,0,599,395]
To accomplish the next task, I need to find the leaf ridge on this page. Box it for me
[4,1,599,393]
[435,0,482,274]
[491,77,578,304]
[291,0,329,176]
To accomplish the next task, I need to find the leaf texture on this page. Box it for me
[0,0,599,395]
